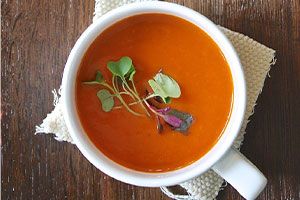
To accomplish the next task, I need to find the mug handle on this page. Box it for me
[212,147,267,200]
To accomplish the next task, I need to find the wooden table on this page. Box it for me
[2,0,299,199]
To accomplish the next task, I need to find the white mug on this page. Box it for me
[62,2,267,200]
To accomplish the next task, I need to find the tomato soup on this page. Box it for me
[75,14,233,172]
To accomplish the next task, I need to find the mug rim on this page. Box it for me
[62,1,246,187]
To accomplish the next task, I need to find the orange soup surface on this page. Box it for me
[76,14,233,172]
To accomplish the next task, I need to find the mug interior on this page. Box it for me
[62,1,246,187]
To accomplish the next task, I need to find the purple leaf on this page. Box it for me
[157,107,170,115]
[161,114,182,128]
[167,110,194,134]
[156,116,163,134]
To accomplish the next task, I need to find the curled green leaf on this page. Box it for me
[128,65,136,81]
[95,70,104,83]
[97,89,114,112]
[164,97,172,104]
[83,70,104,85]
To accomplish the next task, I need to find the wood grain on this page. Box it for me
[1,0,299,199]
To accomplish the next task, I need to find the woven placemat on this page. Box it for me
[35,1,276,199]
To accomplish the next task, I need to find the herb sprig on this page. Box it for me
[83,56,194,135]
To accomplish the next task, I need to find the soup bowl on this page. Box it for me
[62,2,267,199]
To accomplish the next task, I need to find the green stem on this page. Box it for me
[131,80,139,96]
[118,92,132,96]
[122,82,136,101]
[111,75,143,116]
[101,83,115,94]
[116,94,143,116]
[112,75,117,93]
[113,95,158,109]
[115,76,120,92]
[124,80,151,117]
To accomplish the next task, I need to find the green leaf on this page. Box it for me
[148,79,167,98]
[95,70,104,83]
[148,72,181,103]
[97,89,114,112]
[128,64,136,81]
[107,56,132,79]
[164,97,172,104]
[153,73,181,98]
[83,70,104,85]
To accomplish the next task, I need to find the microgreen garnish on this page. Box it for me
[83,62,142,116]
[156,116,163,134]
[107,56,132,79]
[108,56,150,117]
[166,110,194,134]
[83,56,194,135]
[97,89,114,112]
[143,100,193,135]
[83,70,104,85]
[148,72,181,103]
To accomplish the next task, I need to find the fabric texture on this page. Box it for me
[35,0,276,199]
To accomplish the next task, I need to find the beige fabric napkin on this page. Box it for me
[35,1,276,199]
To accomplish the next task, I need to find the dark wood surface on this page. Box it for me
[2,0,299,199]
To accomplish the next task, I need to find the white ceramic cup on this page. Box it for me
[62,2,267,200]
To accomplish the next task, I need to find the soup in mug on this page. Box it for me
[75,14,233,172]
